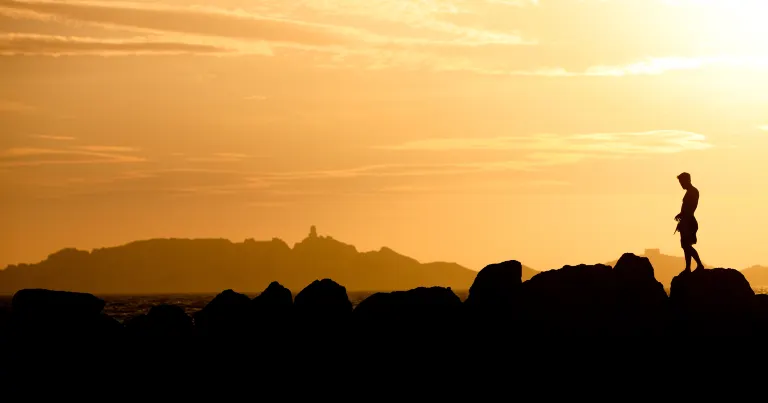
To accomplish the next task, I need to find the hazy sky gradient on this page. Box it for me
[2,0,768,271]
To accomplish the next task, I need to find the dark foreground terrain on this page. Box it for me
[0,253,762,392]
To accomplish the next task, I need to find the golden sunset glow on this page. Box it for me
[2,0,768,272]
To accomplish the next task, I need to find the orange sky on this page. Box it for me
[2,0,768,272]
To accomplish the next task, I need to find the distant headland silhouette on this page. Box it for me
[0,226,538,295]
[1,226,767,295]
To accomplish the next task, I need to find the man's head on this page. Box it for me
[677,172,692,189]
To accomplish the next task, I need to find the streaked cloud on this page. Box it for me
[185,153,253,163]
[0,0,366,46]
[74,145,138,152]
[0,145,145,167]
[375,130,712,154]
[31,134,77,141]
[0,33,229,55]
[0,0,531,62]
[759,125,768,132]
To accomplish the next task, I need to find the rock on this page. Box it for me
[294,279,352,321]
[249,282,293,339]
[520,264,617,337]
[464,260,522,310]
[12,288,105,318]
[193,289,252,337]
[614,253,657,284]
[0,306,9,338]
[754,294,768,336]
[613,253,668,333]
[9,289,114,341]
[251,281,293,314]
[354,287,462,325]
[670,268,754,316]
[125,304,193,339]
[669,268,755,337]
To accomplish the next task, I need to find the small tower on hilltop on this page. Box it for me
[309,225,318,239]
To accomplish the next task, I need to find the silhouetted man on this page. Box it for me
[675,172,704,272]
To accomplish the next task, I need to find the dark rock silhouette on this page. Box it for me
[251,281,292,318]
[193,289,252,338]
[353,286,462,328]
[520,264,618,338]
[606,248,713,288]
[3,251,768,381]
[293,278,352,345]
[669,268,755,337]
[0,306,9,339]
[613,253,668,334]
[754,294,768,336]
[125,304,193,340]
[294,279,352,319]
[9,288,120,342]
[464,260,522,309]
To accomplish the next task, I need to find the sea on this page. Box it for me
[1,288,766,324]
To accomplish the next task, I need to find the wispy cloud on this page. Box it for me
[0,145,145,167]
[30,134,76,141]
[74,145,138,152]
[0,33,229,56]
[185,152,253,163]
[374,130,712,154]
[0,0,364,46]
[0,0,531,61]
[759,125,768,132]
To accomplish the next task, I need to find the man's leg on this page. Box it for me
[682,241,692,271]
[690,246,704,270]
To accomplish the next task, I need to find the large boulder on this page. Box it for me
[612,253,668,333]
[193,289,252,337]
[12,288,105,318]
[464,260,522,310]
[753,294,768,337]
[249,282,293,341]
[8,289,119,342]
[294,279,352,322]
[251,281,293,317]
[669,268,755,337]
[520,264,617,337]
[354,287,462,326]
[0,306,9,340]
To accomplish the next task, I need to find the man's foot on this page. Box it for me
[681,267,692,274]
[694,265,705,272]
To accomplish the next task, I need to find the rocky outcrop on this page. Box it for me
[9,288,120,342]
[465,260,522,310]
[520,264,617,337]
[754,294,768,336]
[669,268,755,336]
[353,286,462,327]
[193,289,253,338]
[251,281,293,316]
[294,279,352,321]
[613,253,668,333]
[3,254,768,354]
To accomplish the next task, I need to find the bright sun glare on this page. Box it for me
[666,0,768,56]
